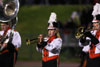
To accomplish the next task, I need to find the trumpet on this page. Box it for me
[26,35,49,45]
[26,38,38,45]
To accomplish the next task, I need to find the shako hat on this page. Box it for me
[48,12,58,30]
[92,14,100,23]
[92,3,100,23]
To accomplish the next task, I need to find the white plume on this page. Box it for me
[48,12,57,26]
[92,3,100,18]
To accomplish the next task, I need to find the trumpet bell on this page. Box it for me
[0,0,19,22]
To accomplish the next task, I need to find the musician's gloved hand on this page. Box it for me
[80,35,86,43]
[84,32,92,38]
[38,41,47,48]
[38,34,43,44]
[84,32,99,45]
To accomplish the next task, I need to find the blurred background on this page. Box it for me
[15,0,97,67]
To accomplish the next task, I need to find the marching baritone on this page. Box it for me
[0,22,21,67]
[79,2,100,67]
[36,12,62,67]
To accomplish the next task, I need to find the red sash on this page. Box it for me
[0,27,10,53]
[89,30,100,58]
[42,35,58,62]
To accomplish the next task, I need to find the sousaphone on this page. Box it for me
[0,0,19,22]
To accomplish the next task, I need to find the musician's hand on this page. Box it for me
[80,35,86,43]
[38,34,43,44]
[2,43,7,48]
[84,32,92,37]
[0,43,7,51]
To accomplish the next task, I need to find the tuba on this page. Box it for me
[0,0,19,22]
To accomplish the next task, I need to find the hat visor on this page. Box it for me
[92,19,100,23]
[48,26,56,30]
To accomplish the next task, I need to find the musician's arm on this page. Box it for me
[7,31,21,52]
[12,32,21,48]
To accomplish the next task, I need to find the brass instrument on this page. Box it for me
[75,25,92,39]
[0,0,19,22]
[0,0,19,50]
[26,38,38,45]
[75,26,85,39]
[26,35,49,45]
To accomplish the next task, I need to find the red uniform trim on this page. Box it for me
[0,49,9,54]
[42,35,59,62]
[89,30,100,58]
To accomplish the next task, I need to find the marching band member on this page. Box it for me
[0,0,21,67]
[0,21,21,67]
[36,12,62,67]
[79,3,100,67]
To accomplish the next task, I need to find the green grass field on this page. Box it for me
[15,61,79,67]
[15,5,91,61]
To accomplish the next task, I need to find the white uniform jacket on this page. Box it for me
[79,30,100,54]
[36,38,62,57]
[0,29,21,48]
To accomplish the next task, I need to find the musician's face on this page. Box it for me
[0,23,9,31]
[93,22,100,30]
[48,29,56,37]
